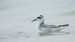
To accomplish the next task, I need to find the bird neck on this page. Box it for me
[39,19,44,26]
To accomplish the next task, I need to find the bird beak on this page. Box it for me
[31,19,37,22]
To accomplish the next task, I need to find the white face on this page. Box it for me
[31,15,43,22]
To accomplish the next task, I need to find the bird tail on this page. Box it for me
[58,24,69,27]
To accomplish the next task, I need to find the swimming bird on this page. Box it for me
[31,15,69,32]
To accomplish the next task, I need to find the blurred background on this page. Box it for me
[0,0,75,42]
[0,0,75,17]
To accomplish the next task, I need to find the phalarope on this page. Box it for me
[31,15,69,32]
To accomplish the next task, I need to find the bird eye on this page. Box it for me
[37,17,41,19]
